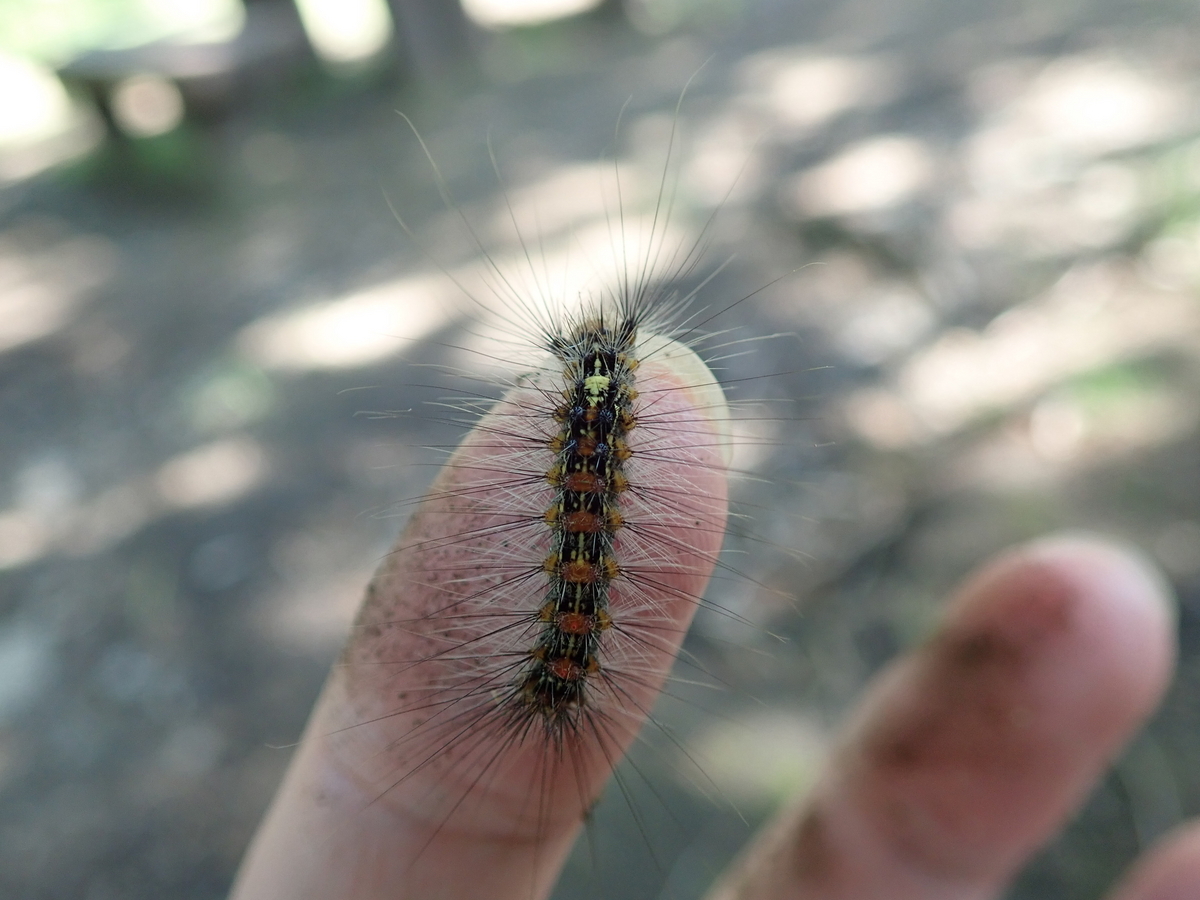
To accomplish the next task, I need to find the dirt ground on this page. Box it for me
[2,0,1200,897]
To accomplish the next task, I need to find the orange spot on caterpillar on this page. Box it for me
[560,559,602,583]
[556,612,595,634]
[547,657,585,681]
[562,471,605,493]
[562,511,604,533]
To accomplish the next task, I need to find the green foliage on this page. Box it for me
[0,0,242,64]
[1065,358,1175,414]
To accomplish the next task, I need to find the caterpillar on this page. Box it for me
[341,311,734,889]
[232,92,794,900]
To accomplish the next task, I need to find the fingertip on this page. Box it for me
[639,332,734,466]
[702,535,1180,900]
[1009,532,1176,631]
[1109,821,1200,900]
[835,532,1176,890]
[955,532,1177,719]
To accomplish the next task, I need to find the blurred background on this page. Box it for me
[2,0,1200,897]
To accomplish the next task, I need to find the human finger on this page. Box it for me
[1107,821,1200,900]
[230,335,732,900]
[706,535,1176,900]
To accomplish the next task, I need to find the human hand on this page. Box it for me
[229,347,1189,900]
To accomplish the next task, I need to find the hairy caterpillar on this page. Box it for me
[232,93,794,900]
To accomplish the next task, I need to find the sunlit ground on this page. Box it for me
[1,0,1200,898]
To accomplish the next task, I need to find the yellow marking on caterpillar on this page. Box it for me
[583,373,610,400]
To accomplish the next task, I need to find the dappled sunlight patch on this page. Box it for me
[237,275,457,371]
[1141,223,1200,289]
[947,159,1148,255]
[682,710,829,806]
[785,135,935,218]
[0,279,79,353]
[953,54,1193,255]
[1019,55,1187,157]
[840,262,1200,447]
[518,212,699,304]
[684,106,765,205]
[1,435,272,570]
[0,231,116,354]
[839,388,917,450]
[0,53,72,148]
[464,146,705,301]
[0,454,82,569]
[0,511,51,570]
[154,437,268,509]
[0,52,102,182]
[110,74,185,138]
[483,160,647,248]
[945,375,1197,493]
[738,48,901,135]
[1026,395,1088,462]
[767,247,938,371]
[462,0,605,29]
[67,480,160,557]
[829,285,935,366]
[967,54,1189,195]
[294,0,392,65]
[0,480,149,570]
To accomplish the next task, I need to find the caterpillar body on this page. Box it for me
[346,304,734,830]
[504,311,643,731]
